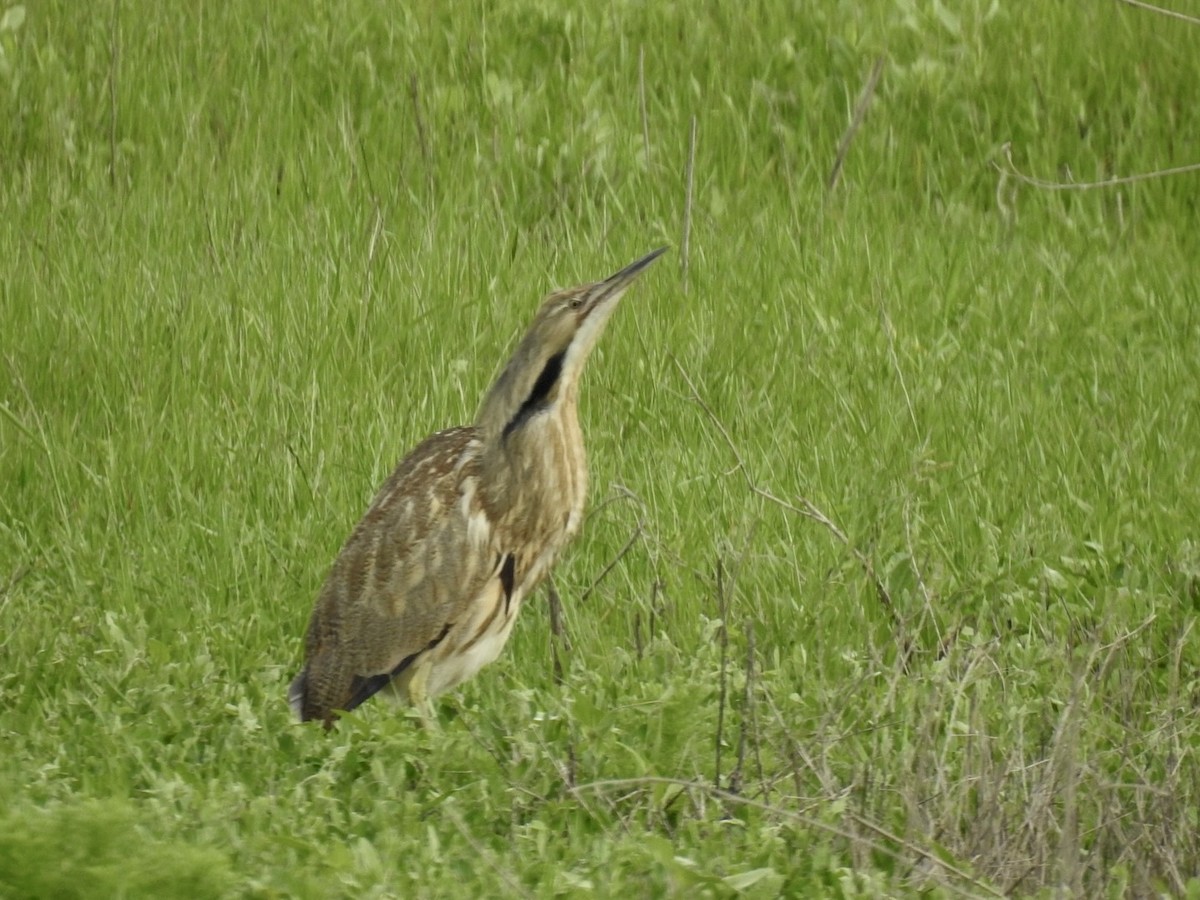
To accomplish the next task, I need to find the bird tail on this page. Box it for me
[287,670,307,721]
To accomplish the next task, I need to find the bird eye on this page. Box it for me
[568,296,585,311]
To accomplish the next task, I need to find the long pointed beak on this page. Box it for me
[584,246,669,315]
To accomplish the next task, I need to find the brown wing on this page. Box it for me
[291,426,500,725]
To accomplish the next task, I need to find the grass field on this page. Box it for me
[3,0,1200,896]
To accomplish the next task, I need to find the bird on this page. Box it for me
[289,247,667,728]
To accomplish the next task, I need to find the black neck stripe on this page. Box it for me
[503,351,564,438]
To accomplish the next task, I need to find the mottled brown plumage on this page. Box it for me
[290,248,666,727]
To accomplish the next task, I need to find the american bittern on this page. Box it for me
[289,247,666,727]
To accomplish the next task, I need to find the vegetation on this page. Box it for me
[2,0,1198,895]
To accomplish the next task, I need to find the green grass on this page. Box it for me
[3,0,1200,896]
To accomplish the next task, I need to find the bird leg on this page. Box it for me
[405,656,439,730]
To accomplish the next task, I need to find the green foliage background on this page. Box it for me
[2,0,1199,896]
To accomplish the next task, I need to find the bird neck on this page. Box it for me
[478,392,585,530]
[474,329,592,526]
[476,331,591,444]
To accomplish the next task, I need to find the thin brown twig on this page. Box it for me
[583,482,644,525]
[715,524,759,797]
[639,45,651,165]
[828,56,885,191]
[681,116,697,292]
[762,687,837,798]
[579,519,644,602]
[730,619,756,796]
[671,356,900,632]
[714,556,729,792]
[571,777,1005,898]
[994,141,1200,191]
[1116,0,1200,25]
[649,577,662,645]
[108,0,121,188]
[886,495,940,680]
[409,73,433,185]
[546,578,571,685]
[443,804,534,900]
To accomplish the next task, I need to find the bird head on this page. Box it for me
[478,247,667,441]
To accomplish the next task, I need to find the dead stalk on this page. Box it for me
[671,356,902,638]
[409,73,433,188]
[571,777,1006,898]
[639,46,651,165]
[108,0,122,188]
[546,579,570,686]
[993,141,1200,191]
[1115,0,1200,26]
[714,556,730,791]
[579,519,644,602]
[828,56,885,191]
[681,116,697,292]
